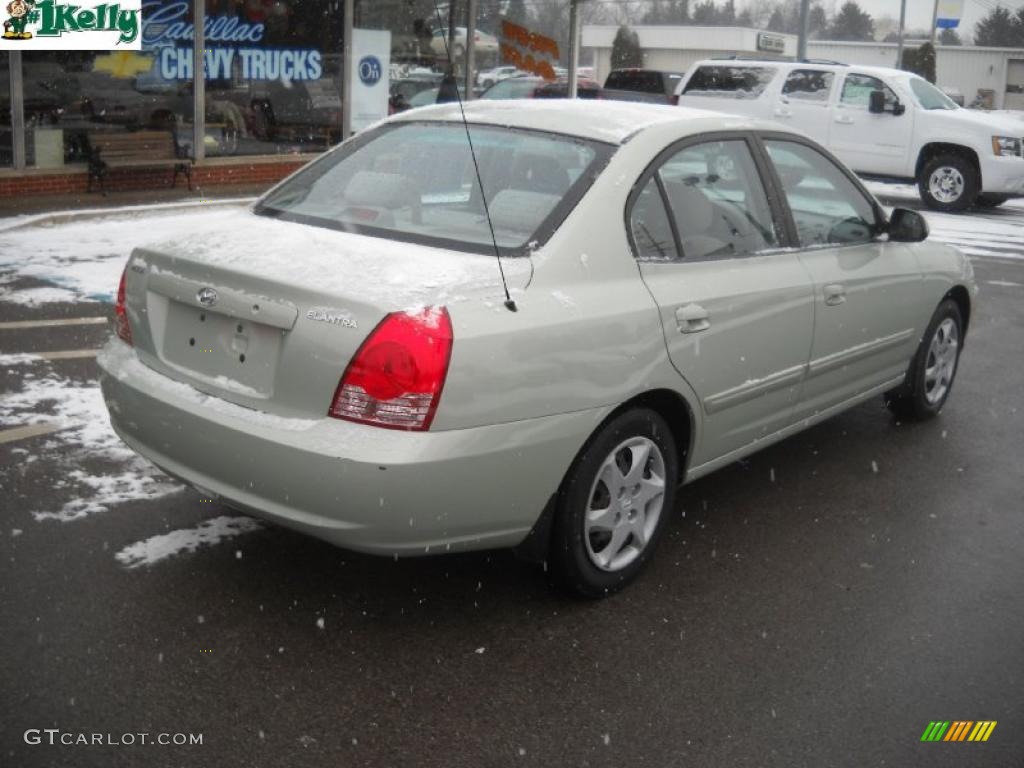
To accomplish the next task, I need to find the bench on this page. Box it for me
[87,131,192,195]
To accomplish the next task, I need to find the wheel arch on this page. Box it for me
[513,387,697,565]
[944,284,972,340]
[916,142,981,184]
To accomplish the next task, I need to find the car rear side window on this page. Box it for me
[764,140,878,247]
[657,140,778,261]
[629,177,680,261]
[682,66,775,99]
[782,70,834,102]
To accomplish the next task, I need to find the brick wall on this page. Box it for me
[0,159,306,199]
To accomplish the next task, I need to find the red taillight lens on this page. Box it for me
[114,265,132,345]
[329,307,453,431]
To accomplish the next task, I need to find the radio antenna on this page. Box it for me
[430,0,517,312]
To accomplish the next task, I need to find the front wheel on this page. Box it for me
[918,154,979,213]
[550,408,678,598]
[885,299,963,420]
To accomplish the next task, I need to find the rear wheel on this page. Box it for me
[550,408,678,598]
[918,153,979,213]
[975,193,1009,209]
[885,299,963,420]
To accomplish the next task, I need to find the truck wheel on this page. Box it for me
[918,154,979,213]
[550,408,678,599]
[975,193,1009,209]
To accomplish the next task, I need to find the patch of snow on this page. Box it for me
[0,353,42,366]
[0,372,182,521]
[316,617,325,630]
[550,289,577,310]
[0,285,90,306]
[115,515,262,568]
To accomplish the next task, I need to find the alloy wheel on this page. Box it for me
[924,317,959,405]
[584,437,666,572]
[929,166,965,204]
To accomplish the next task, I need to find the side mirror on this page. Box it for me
[893,100,906,116]
[869,90,886,114]
[887,207,929,243]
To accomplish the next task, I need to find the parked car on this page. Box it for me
[602,68,684,104]
[389,74,444,113]
[430,26,499,58]
[406,84,468,108]
[477,65,522,89]
[99,101,976,597]
[676,59,1024,211]
[481,75,601,100]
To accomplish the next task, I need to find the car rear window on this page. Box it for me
[255,122,614,256]
[605,70,679,94]
[682,65,776,99]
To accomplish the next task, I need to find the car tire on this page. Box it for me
[918,153,979,213]
[974,193,1009,209]
[550,408,678,598]
[885,299,963,421]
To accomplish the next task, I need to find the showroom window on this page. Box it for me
[1,54,11,167]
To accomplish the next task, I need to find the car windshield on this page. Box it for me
[255,122,613,255]
[909,77,958,110]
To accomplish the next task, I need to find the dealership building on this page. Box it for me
[582,25,1024,110]
[0,1,510,200]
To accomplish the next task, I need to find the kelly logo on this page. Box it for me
[920,721,997,742]
[1,0,141,49]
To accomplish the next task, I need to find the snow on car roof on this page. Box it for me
[390,99,740,144]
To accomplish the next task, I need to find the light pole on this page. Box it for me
[796,0,810,62]
[568,0,580,98]
[896,0,907,68]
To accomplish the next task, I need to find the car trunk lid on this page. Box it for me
[124,207,528,419]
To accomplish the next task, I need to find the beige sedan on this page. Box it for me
[98,101,977,597]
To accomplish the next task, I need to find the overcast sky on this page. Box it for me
[820,0,1024,38]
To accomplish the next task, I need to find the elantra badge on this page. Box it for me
[197,287,218,307]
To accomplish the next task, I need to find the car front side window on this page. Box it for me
[840,74,898,110]
[764,139,878,247]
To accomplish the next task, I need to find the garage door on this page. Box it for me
[1007,59,1024,109]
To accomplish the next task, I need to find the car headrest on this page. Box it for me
[509,153,571,195]
[663,180,713,235]
[344,171,414,208]
[489,189,561,234]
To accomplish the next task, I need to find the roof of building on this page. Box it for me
[390,99,735,144]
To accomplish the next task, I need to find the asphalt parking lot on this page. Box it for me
[2,198,1023,767]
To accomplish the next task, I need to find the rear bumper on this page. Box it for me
[980,156,1024,195]
[98,340,607,556]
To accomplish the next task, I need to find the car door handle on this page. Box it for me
[824,284,846,306]
[675,303,710,333]
[834,115,855,125]
[773,108,793,118]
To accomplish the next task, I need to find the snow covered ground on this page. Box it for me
[1,192,1020,569]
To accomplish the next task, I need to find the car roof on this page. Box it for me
[690,59,916,81]
[389,99,763,144]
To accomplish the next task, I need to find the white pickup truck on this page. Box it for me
[676,59,1024,212]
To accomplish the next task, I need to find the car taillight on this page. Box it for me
[114,265,132,345]
[329,307,453,431]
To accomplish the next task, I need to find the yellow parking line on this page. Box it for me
[0,317,107,330]
[34,349,98,361]
[0,422,65,444]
